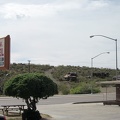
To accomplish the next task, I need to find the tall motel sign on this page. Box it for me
[0,35,10,70]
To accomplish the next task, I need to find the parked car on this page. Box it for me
[0,114,6,120]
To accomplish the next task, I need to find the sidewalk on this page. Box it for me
[37,103,120,120]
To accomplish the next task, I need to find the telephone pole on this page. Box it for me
[28,60,31,73]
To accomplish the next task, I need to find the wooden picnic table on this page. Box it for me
[0,104,26,115]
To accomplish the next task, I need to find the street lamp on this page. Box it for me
[90,35,118,80]
[90,52,110,94]
[91,52,110,77]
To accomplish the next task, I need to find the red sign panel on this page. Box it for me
[0,35,10,70]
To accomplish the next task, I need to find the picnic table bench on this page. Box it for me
[0,104,26,116]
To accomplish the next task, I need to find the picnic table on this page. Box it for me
[0,104,26,115]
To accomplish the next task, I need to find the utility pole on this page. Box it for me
[28,60,31,73]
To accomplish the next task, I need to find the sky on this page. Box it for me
[0,0,120,69]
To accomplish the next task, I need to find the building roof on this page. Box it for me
[98,80,120,85]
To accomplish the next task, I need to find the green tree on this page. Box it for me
[4,73,58,119]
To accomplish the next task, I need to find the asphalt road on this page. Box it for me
[0,93,119,120]
[0,93,116,106]
[38,93,116,105]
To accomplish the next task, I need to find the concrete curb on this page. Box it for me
[73,101,104,104]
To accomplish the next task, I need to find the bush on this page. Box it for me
[58,83,70,95]
[70,82,100,94]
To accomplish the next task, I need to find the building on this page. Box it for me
[64,72,77,81]
[99,80,120,105]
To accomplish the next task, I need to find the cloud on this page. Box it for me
[0,2,80,19]
[0,0,120,68]
[86,0,109,10]
[0,0,110,20]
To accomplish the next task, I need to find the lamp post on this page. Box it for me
[91,52,110,77]
[90,52,109,94]
[28,60,31,73]
[90,35,118,80]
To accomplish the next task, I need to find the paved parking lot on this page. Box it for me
[0,94,119,120]
[37,103,120,120]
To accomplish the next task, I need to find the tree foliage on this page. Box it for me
[4,73,58,110]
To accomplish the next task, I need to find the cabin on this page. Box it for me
[93,72,109,78]
[64,72,77,81]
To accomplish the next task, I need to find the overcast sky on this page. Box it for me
[0,0,120,69]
